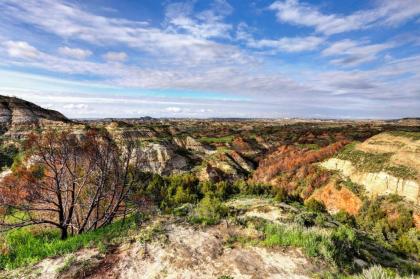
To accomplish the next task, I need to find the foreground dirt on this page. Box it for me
[89,223,313,279]
[2,199,319,279]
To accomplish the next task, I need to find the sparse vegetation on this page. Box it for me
[387,131,420,141]
[199,136,234,144]
[189,194,228,225]
[0,105,419,278]
[336,142,417,179]
[356,195,418,256]
[0,215,137,269]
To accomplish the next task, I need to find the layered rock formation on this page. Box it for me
[173,136,214,154]
[321,158,419,203]
[0,95,69,136]
[136,143,190,175]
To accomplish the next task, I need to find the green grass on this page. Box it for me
[387,131,420,141]
[0,216,136,270]
[199,136,234,144]
[336,142,392,173]
[385,165,417,180]
[261,223,334,260]
[336,142,417,179]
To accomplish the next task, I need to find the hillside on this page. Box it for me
[0,97,419,279]
[0,95,70,136]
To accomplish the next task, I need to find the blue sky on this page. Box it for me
[0,0,419,118]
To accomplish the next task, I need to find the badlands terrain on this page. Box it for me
[0,95,419,278]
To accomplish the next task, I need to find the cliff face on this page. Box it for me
[321,158,419,204]
[320,132,420,204]
[136,143,190,175]
[311,180,362,215]
[0,95,69,136]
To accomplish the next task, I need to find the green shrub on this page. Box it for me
[0,144,19,170]
[200,180,238,200]
[200,136,233,144]
[234,180,273,196]
[146,174,166,204]
[163,174,199,209]
[189,194,228,225]
[356,196,416,256]
[172,203,194,217]
[395,229,420,256]
[305,199,327,213]
[334,211,356,227]
[294,212,317,227]
[273,188,287,202]
[331,225,359,268]
[314,213,329,227]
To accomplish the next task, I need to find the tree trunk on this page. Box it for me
[60,227,68,240]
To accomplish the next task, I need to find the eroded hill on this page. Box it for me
[0,97,419,279]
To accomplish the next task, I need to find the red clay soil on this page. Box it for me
[310,181,362,215]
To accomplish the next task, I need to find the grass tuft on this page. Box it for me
[0,216,136,270]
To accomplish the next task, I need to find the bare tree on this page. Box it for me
[0,129,142,239]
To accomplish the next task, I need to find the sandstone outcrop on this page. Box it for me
[321,158,419,204]
[0,95,69,137]
[137,143,190,175]
[173,136,213,154]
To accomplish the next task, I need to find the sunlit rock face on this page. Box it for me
[136,143,190,175]
[321,158,419,204]
[0,95,70,137]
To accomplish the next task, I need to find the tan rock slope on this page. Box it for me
[321,132,420,204]
[0,95,69,136]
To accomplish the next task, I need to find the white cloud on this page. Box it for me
[236,23,323,53]
[248,36,324,52]
[63,103,89,109]
[103,51,127,62]
[322,39,394,66]
[164,0,233,39]
[0,1,418,119]
[165,106,182,113]
[0,0,248,67]
[3,41,39,59]
[58,46,92,59]
[269,0,420,35]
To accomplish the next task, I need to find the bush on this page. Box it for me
[356,196,416,255]
[396,229,420,256]
[234,180,272,196]
[146,174,166,204]
[331,225,359,269]
[200,180,238,200]
[0,144,19,170]
[305,199,327,213]
[164,174,199,209]
[314,213,329,227]
[294,212,317,227]
[334,210,356,227]
[189,194,228,225]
